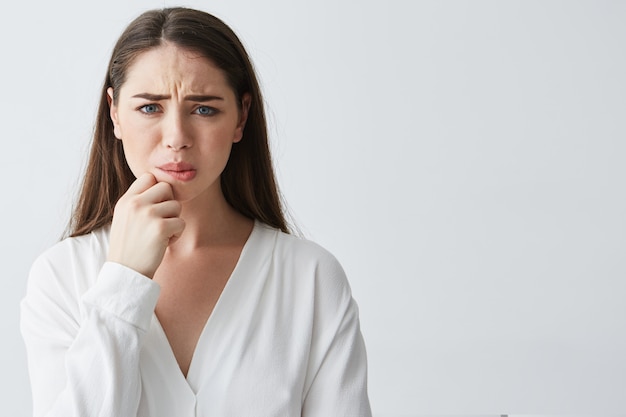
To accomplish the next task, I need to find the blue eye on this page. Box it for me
[140,104,159,114]
[195,106,217,116]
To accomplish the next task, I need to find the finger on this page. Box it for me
[160,217,185,239]
[126,172,158,196]
[150,200,182,219]
[139,181,175,204]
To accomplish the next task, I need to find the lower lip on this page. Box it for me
[159,169,197,181]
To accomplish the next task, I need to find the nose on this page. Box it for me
[162,110,192,151]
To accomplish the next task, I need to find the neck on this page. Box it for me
[167,185,254,253]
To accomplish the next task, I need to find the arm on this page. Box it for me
[21,173,182,416]
[21,258,159,417]
[301,255,372,417]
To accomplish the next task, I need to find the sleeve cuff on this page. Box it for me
[81,262,161,331]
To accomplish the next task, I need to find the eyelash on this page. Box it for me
[193,106,218,116]
[139,104,160,114]
[137,104,218,117]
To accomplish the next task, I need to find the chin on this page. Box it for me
[170,186,195,203]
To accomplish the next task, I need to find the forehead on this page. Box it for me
[121,44,231,94]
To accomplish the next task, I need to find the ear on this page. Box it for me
[233,93,251,143]
[107,87,122,140]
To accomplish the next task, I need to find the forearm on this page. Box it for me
[21,262,160,417]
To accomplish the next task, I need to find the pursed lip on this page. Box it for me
[157,162,195,172]
[156,162,197,181]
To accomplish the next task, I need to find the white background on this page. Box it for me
[1,0,625,415]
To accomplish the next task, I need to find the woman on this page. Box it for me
[20,7,371,417]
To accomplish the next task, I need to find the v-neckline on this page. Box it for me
[151,220,262,394]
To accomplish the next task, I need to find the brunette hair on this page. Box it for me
[68,7,289,237]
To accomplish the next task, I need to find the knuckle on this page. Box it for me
[145,205,157,217]
[128,196,142,210]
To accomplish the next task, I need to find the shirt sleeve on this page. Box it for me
[301,253,372,417]
[21,258,160,417]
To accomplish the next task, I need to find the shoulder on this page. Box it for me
[32,226,110,270]
[254,222,352,298]
[28,226,111,295]
[257,222,344,271]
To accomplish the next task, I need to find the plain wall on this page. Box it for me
[2,0,625,415]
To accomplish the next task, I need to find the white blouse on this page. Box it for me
[21,221,371,417]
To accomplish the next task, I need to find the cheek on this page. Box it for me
[213,120,243,145]
[120,142,143,177]
[120,137,155,177]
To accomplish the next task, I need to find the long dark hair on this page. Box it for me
[68,7,289,236]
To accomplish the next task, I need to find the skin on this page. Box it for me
[107,43,254,377]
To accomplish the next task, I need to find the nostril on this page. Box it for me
[167,143,188,151]
[164,136,192,151]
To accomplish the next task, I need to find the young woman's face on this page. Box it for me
[109,43,249,203]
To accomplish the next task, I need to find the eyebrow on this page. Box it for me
[131,93,224,102]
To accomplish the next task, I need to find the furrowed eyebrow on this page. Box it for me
[132,93,170,100]
[185,95,224,102]
[130,93,224,102]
